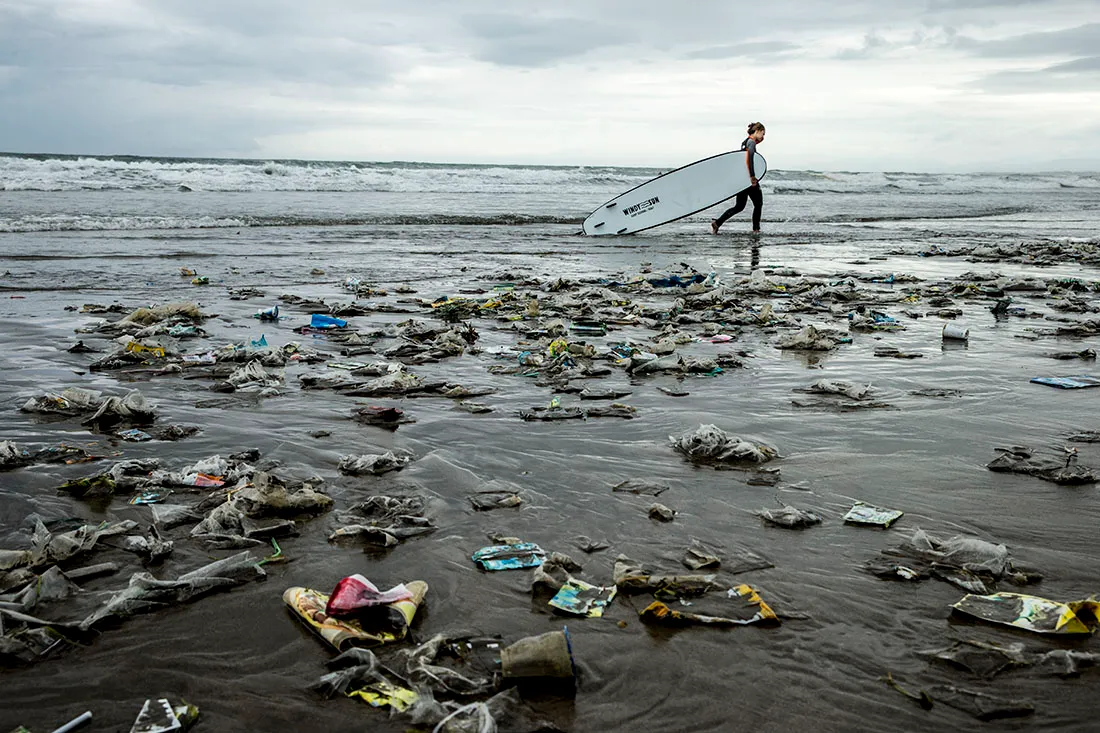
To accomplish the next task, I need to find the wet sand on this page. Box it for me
[1,219,1099,732]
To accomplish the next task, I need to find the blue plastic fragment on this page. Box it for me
[310,313,348,329]
[471,542,546,571]
[1030,375,1100,389]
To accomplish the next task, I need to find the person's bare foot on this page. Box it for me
[710,219,719,235]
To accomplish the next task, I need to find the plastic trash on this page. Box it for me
[549,579,617,617]
[3,518,138,571]
[226,360,282,389]
[328,495,436,548]
[122,302,207,326]
[125,341,167,358]
[129,698,199,733]
[337,450,414,475]
[310,313,348,329]
[0,440,30,469]
[942,322,970,340]
[570,319,608,336]
[776,324,845,351]
[80,551,265,630]
[500,629,576,680]
[951,592,1100,634]
[472,543,545,571]
[325,575,414,616]
[986,447,1097,484]
[122,532,174,562]
[468,489,522,511]
[255,305,279,321]
[312,647,412,707]
[282,580,428,650]
[167,324,201,338]
[1029,375,1100,389]
[50,710,93,733]
[612,554,719,595]
[13,565,82,611]
[348,681,419,711]
[670,424,777,465]
[758,502,822,529]
[151,504,202,529]
[129,490,172,505]
[640,584,778,627]
[844,501,903,528]
[682,543,721,570]
[432,702,496,733]
[805,379,872,400]
[345,367,422,396]
[82,389,158,428]
[58,473,117,498]
[20,387,103,416]
[391,633,500,696]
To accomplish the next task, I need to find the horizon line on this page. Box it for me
[1,150,1099,176]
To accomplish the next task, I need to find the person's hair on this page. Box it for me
[747,122,765,135]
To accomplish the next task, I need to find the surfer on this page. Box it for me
[711,122,765,234]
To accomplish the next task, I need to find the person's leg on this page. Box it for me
[712,190,749,232]
[748,186,763,231]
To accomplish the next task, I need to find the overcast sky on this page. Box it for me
[2,0,1098,171]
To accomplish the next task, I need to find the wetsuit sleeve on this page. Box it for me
[744,139,757,178]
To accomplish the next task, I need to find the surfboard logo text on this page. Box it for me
[622,196,659,217]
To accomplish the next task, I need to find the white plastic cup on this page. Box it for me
[942,323,970,341]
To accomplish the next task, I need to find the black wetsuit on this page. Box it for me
[714,138,762,231]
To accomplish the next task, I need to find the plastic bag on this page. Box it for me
[670,424,777,464]
[338,451,414,476]
[326,575,413,616]
[433,702,496,733]
[83,390,157,427]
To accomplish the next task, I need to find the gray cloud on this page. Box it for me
[973,62,1100,94]
[925,0,1063,8]
[681,41,800,61]
[0,3,400,88]
[458,13,625,67]
[1050,55,1100,72]
[955,22,1100,58]
[0,73,285,156]
[835,31,893,60]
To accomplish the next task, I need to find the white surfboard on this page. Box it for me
[582,150,767,236]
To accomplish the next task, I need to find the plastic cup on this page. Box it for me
[500,628,576,680]
[942,323,969,341]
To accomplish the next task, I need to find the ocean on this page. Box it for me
[1,152,1098,732]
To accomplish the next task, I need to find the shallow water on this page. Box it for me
[1,157,1099,732]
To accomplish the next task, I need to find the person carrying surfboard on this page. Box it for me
[711,122,766,234]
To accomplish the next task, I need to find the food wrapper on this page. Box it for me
[952,592,1100,635]
[283,580,427,650]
